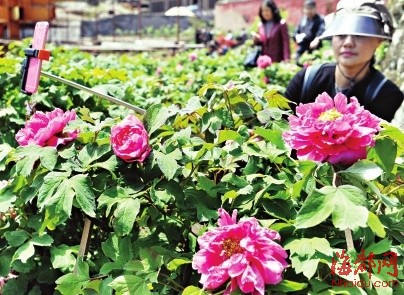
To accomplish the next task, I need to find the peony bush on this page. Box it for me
[0,42,403,295]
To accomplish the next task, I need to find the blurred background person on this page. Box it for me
[293,0,325,66]
[252,0,290,62]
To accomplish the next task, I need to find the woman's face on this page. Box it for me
[261,5,273,21]
[332,35,382,67]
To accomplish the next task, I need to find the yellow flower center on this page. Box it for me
[318,108,342,121]
[222,238,243,257]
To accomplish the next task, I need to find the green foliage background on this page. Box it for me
[0,41,403,295]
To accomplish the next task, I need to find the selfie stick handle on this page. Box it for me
[40,71,145,115]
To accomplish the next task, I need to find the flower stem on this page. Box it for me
[344,228,354,251]
[370,200,382,213]
[333,170,354,251]
[223,91,235,127]
[158,273,184,292]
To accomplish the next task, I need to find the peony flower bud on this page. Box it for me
[110,115,151,163]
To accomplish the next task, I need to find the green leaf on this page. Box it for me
[295,185,368,230]
[30,233,53,246]
[332,186,368,230]
[182,286,209,295]
[144,104,171,135]
[123,260,144,272]
[295,188,335,229]
[0,255,12,276]
[254,127,286,149]
[198,176,217,197]
[367,212,386,238]
[55,273,88,295]
[155,150,180,180]
[296,257,320,279]
[364,238,391,256]
[268,280,308,292]
[379,123,404,149]
[15,150,40,177]
[368,137,397,178]
[50,245,77,271]
[167,257,192,271]
[53,180,75,220]
[285,237,333,257]
[12,242,35,263]
[217,130,243,145]
[4,230,30,247]
[100,261,125,275]
[78,143,111,168]
[0,188,16,211]
[113,198,140,236]
[37,172,69,209]
[75,259,90,279]
[98,186,128,216]
[0,143,13,170]
[102,235,120,261]
[90,155,118,174]
[0,277,28,295]
[116,236,134,264]
[108,275,152,295]
[69,174,96,217]
[341,160,383,181]
[139,247,164,271]
[151,179,184,207]
[264,89,291,109]
[40,147,58,171]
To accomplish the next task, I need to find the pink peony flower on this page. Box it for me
[110,115,151,163]
[257,55,272,69]
[192,209,288,295]
[155,67,163,76]
[283,92,381,165]
[188,52,198,61]
[15,108,78,147]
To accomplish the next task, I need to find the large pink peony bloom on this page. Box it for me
[192,209,288,295]
[15,108,78,147]
[283,92,381,165]
[110,114,151,163]
[257,55,272,69]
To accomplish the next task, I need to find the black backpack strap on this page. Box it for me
[364,71,388,104]
[301,63,324,102]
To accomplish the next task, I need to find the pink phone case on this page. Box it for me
[24,22,49,94]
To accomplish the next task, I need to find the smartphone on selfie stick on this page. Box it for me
[20,22,145,114]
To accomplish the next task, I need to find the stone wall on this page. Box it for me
[383,1,404,127]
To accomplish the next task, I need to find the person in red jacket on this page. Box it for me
[252,0,291,62]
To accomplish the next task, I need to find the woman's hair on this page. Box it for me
[259,0,282,23]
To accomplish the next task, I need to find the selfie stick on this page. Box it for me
[20,22,145,115]
[40,71,145,114]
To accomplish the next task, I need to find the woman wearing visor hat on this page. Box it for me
[284,1,403,122]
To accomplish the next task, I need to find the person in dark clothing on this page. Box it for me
[285,1,403,122]
[293,0,325,66]
[252,0,291,62]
